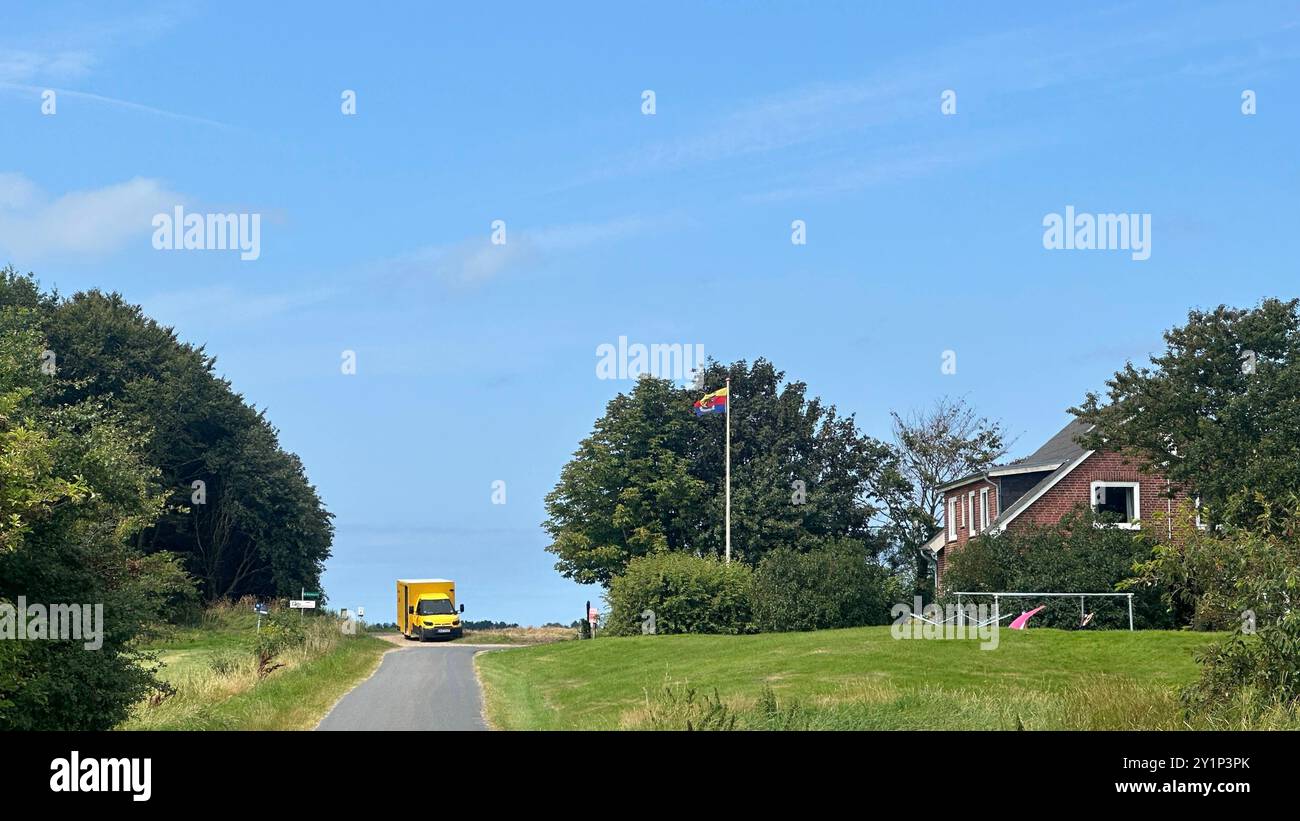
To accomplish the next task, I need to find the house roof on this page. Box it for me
[934,418,1098,541]
[986,419,1096,534]
[1003,418,1092,472]
[986,451,1091,534]
[935,470,988,492]
[921,529,946,553]
[936,418,1092,492]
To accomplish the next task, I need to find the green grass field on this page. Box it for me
[476,626,1222,730]
[121,604,391,730]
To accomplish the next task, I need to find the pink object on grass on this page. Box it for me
[1008,606,1046,630]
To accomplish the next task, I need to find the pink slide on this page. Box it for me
[1009,606,1046,630]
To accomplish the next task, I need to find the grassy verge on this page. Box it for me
[121,602,391,730]
[476,626,1224,730]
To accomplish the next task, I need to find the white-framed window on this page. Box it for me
[947,497,957,541]
[967,491,975,537]
[979,487,990,532]
[1194,496,1208,531]
[1091,481,1140,529]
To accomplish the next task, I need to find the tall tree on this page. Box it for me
[886,396,1010,597]
[1072,298,1300,533]
[544,359,904,586]
[0,300,191,729]
[0,267,333,600]
[1072,298,1300,720]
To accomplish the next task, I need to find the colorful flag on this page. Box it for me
[694,386,728,416]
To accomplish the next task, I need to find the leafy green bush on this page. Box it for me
[254,612,308,677]
[1124,502,1281,631]
[0,298,202,729]
[752,539,901,632]
[604,553,753,635]
[1171,505,1300,722]
[940,506,1171,629]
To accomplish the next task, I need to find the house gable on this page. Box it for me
[986,451,1092,535]
[933,418,1189,590]
[1000,450,1183,536]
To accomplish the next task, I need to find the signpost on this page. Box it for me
[295,588,320,617]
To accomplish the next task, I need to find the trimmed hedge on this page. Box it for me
[603,553,754,636]
[752,540,902,632]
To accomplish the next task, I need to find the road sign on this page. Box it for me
[302,591,320,599]
[289,600,316,609]
[356,607,365,618]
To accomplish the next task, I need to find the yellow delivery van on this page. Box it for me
[396,579,464,640]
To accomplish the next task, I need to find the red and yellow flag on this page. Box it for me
[693,386,728,416]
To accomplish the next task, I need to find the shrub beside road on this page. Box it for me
[121,600,390,730]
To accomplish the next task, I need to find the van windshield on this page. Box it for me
[416,599,455,616]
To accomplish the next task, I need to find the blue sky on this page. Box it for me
[2,2,1297,625]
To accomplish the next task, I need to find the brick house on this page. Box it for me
[924,418,1189,590]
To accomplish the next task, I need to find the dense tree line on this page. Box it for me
[1,267,332,601]
[1,266,333,728]
[1,291,183,728]
[461,619,520,630]
[1074,298,1300,533]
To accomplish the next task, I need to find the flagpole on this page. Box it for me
[725,377,731,564]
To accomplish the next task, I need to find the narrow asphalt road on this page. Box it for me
[316,644,492,731]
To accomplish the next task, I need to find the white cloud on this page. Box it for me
[743,135,1032,203]
[0,8,231,128]
[572,4,1300,193]
[385,216,654,288]
[0,80,236,130]
[140,284,342,327]
[0,173,185,261]
[404,235,537,288]
[0,7,181,85]
[0,49,94,83]
[0,172,40,209]
[579,80,926,186]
